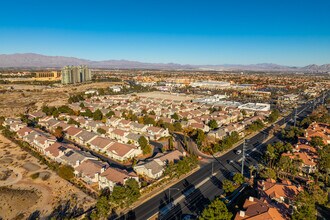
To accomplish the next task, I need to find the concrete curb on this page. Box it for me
[116,166,200,218]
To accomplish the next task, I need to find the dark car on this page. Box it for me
[181,214,197,220]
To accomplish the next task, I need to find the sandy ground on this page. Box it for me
[137,91,198,101]
[0,134,95,220]
[0,90,68,117]
[0,81,122,117]
[0,84,49,90]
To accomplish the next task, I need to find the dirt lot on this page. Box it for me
[0,134,95,219]
[138,91,198,101]
[0,82,122,117]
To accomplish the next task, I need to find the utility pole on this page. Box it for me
[294,107,297,127]
[241,139,247,175]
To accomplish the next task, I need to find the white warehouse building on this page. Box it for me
[238,103,271,112]
[190,81,231,89]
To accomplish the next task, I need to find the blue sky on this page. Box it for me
[1,0,330,66]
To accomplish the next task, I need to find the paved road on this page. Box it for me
[172,132,213,159]
[115,92,328,220]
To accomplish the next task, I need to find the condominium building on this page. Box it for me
[61,65,92,84]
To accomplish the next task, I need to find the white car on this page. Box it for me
[236,150,242,155]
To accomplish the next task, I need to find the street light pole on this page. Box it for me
[294,107,297,127]
[241,139,247,175]
[211,161,214,176]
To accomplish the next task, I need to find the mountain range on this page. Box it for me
[0,53,330,72]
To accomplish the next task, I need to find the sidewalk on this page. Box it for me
[118,166,200,217]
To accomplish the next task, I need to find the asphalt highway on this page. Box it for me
[115,93,327,220]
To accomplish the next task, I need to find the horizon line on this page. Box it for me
[1,52,328,67]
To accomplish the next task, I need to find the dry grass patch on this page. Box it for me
[0,187,40,219]
[22,162,40,172]
[0,134,96,218]
[0,158,13,164]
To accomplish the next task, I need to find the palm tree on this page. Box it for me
[266,150,277,168]
[257,163,264,172]
[249,165,256,179]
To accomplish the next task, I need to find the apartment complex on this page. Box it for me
[61,65,92,84]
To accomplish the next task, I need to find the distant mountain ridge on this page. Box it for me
[0,53,329,72]
[0,53,194,70]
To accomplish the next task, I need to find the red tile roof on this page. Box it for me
[90,137,113,149]
[75,159,107,178]
[282,152,316,166]
[190,123,204,129]
[106,142,135,157]
[258,179,301,201]
[17,127,33,137]
[100,167,136,184]
[306,122,330,145]
[45,142,76,157]
[235,197,285,220]
[148,126,163,133]
[113,129,126,137]
[66,126,83,136]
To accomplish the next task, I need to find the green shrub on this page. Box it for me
[30,172,40,179]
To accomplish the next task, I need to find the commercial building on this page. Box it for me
[192,94,227,103]
[61,65,92,84]
[238,103,271,112]
[190,81,231,89]
[33,71,61,81]
[36,71,61,78]
[213,100,242,108]
[110,85,122,92]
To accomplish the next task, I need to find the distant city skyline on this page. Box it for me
[1,0,330,66]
